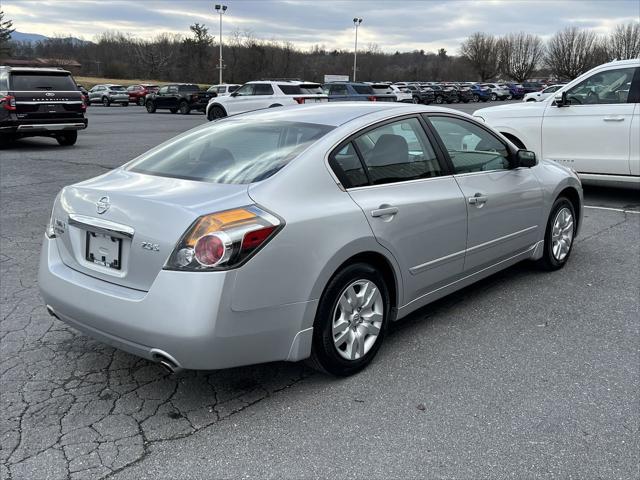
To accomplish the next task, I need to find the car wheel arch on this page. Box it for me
[557,186,581,232]
[311,249,402,327]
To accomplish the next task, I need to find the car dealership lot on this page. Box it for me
[1,105,638,480]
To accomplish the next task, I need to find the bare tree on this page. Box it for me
[608,22,640,60]
[545,26,601,79]
[460,32,500,81]
[499,32,544,82]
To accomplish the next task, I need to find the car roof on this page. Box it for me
[222,102,461,127]
[0,66,72,74]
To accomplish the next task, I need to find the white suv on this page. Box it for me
[475,59,640,187]
[206,84,241,97]
[482,83,511,101]
[206,81,328,120]
[523,84,564,102]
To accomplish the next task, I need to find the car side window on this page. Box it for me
[234,84,254,96]
[217,87,225,93]
[329,142,369,188]
[254,84,274,95]
[158,86,168,94]
[330,84,349,96]
[168,86,178,94]
[566,67,636,105]
[428,116,510,174]
[354,118,442,185]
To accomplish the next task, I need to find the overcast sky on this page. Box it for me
[4,0,640,54]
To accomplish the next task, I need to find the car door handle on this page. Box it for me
[371,206,399,217]
[603,116,624,122]
[468,193,488,205]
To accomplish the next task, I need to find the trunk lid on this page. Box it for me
[53,169,252,291]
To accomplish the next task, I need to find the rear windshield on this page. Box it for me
[10,73,76,91]
[127,120,334,184]
[179,84,200,92]
[278,84,303,95]
[353,85,374,95]
[109,85,126,91]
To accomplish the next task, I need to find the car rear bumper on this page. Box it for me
[1,118,87,133]
[38,236,315,370]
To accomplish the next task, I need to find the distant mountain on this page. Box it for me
[10,31,49,43]
[10,31,93,45]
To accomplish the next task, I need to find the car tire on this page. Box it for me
[102,97,110,107]
[56,131,78,146]
[122,102,129,107]
[208,105,226,121]
[138,97,145,106]
[146,101,156,113]
[472,94,480,102]
[170,108,178,114]
[435,96,443,104]
[179,101,190,115]
[412,96,420,104]
[307,262,390,376]
[490,93,497,101]
[507,94,513,100]
[536,197,576,271]
[0,133,16,146]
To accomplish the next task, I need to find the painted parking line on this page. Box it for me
[584,205,640,214]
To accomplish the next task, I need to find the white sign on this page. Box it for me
[324,75,350,83]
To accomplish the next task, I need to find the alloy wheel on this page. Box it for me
[332,280,383,361]
[551,207,574,261]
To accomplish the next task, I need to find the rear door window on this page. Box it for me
[10,73,76,90]
[329,143,369,188]
[354,118,443,185]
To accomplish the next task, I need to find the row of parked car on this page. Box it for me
[79,78,559,117]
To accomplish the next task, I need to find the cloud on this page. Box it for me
[4,0,639,53]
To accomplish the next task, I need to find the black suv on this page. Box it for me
[0,67,87,146]
[145,84,209,114]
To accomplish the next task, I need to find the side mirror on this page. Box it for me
[515,149,537,168]
[230,91,238,97]
[554,91,567,107]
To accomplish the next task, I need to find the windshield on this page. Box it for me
[10,73,76,90]
[127,120,334,184]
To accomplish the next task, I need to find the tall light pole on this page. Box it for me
[352,17,362,82]
[215,4,227,85]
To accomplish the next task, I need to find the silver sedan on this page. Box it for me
[39,103,583,376]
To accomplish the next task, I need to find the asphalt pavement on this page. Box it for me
[1,103,638,480]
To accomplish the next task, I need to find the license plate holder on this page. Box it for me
[85,231,122,270]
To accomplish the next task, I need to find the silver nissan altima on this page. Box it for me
[39,103,583,376]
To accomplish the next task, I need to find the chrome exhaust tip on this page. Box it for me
[46,305,60,320]
[150,349,183,375]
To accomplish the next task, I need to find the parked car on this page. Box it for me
[88,84,129,107]
[368,83,406,102]
[430,84,458,104]
[206,81,329,120]
[127,84,159,106]
[39,103,583,376]
[522,82,544,94]
[0,66,87,146]
[387,85,413,103]
[145,83,207,114]
[206,84,241,97]
[403,84,434,104]
[469,83,491,102]
[505,83,525,100]
[523,84,564,102]
[450,84,474,103]
[481,83,510,101]
[322,82,396,103]
[475,59,640,188]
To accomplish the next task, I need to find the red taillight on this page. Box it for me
[293,97,305,104]
[194,234,226,266]
[241,226,276,251]
[367,96,377,102]
[1,95,16,111]
[80,95,87,110]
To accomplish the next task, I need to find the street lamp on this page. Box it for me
[215,4,228,85]
[352,17,362,82]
